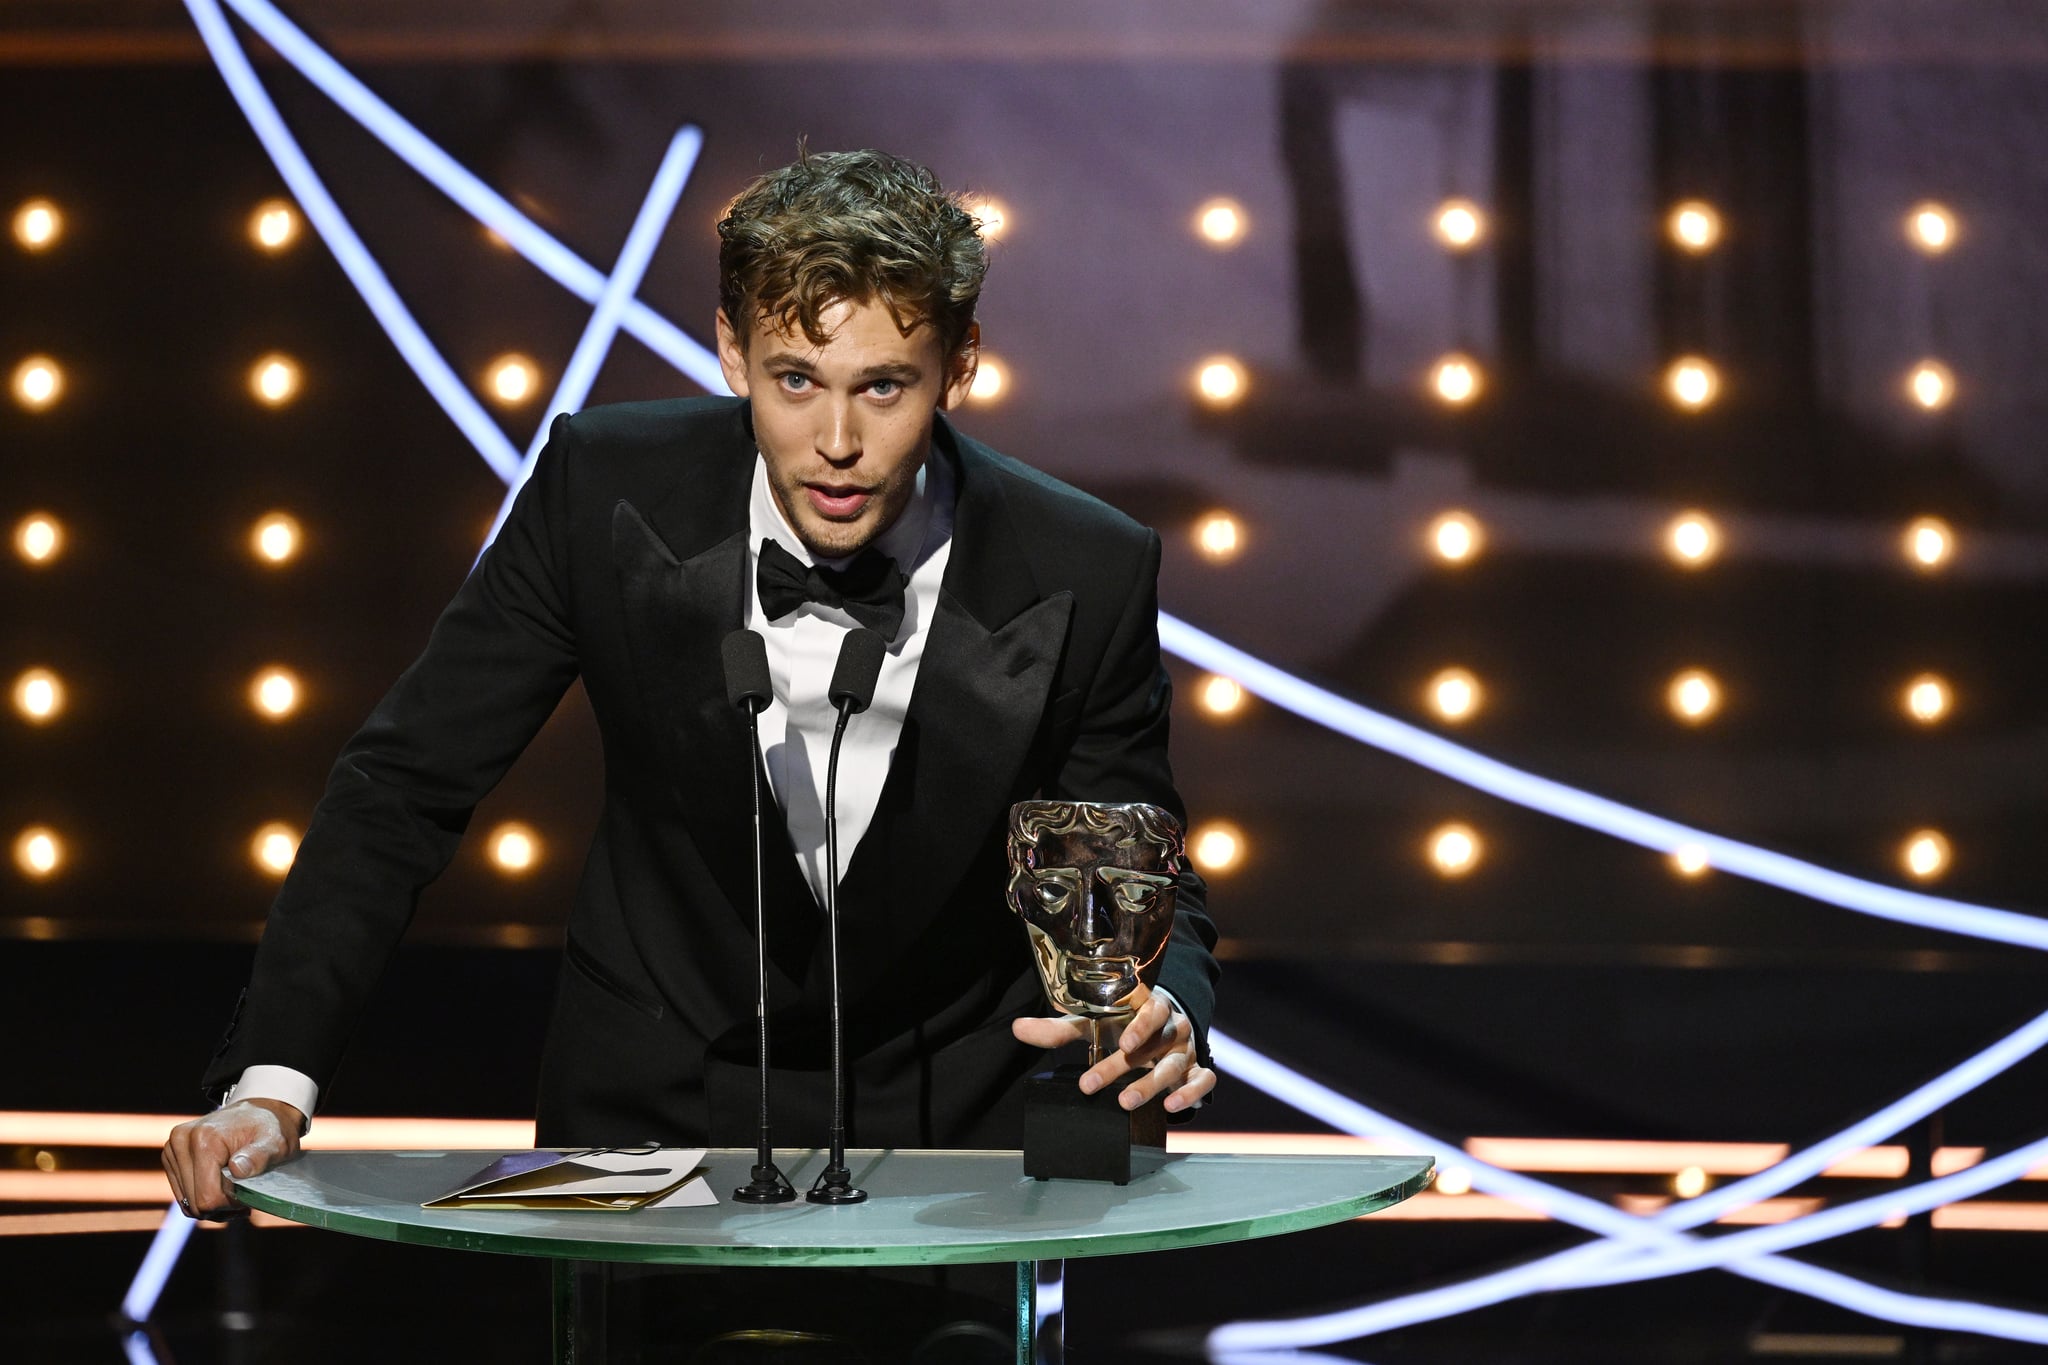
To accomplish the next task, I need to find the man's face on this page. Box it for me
[716,296,978,559]
[1007,809,1180,1018]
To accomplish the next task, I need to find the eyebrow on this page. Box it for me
[761,352,923,385]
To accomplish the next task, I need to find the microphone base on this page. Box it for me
[805,1165,869,1205]
[733,1163,798,1204]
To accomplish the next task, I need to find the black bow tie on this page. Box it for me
[756,538,908,640]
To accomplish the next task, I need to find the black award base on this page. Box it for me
[1022,1065,1168,1185]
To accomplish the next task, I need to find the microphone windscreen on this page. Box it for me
[721,629,773,713]
[827,627,887,715]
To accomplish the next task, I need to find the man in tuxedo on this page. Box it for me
[164,148,1218,1219]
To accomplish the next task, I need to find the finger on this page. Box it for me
[1117,995,1173,1054]
[1164,1064,1217,1114]
[1012,1015,1090,1050]
[183,1129,233,1215]
[1117,1049,1190,1110]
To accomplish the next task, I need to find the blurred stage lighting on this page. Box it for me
[1666,511,1721,567]
[489,822,540,873]
[12,356,63,410]
[1431,354,1483,405]
[13,514,63,565]
[1668,668,1722,724]
[13,827,63,879]
[1907,360,1954,411]
[1665,357,1720,411]
[1905,516,1954,570]
[487,354,539,405]
[12,199,61,251]
[1670,844,1712,877]
[1193,356,1247,408]
[1191,822,1244,873]
[967,356,1006,404]
[1428,823,1481,877]
[1193,512,1241,561]
[1667,200,1722,253]
[249,667,301,719]
[250,822,300,876]
[1428,510,1483,564]
[1904,674,1952,724]
[1902,830,1951,881]
[1907,202,1956,254]
[1433,1166,1474,1196]
[249,354,301,406]
[251,512,302,564]
[1427,668,1482,723]
[1194,197,1247,247]
[1433,199,1486,251]
[12,669,64,724]
[249,199,300,251]
[1673,1165,1712,1199]
[966,196,1009,241]
[1199,675,1246,717]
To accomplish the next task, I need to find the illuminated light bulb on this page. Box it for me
[1428,823,1481,877]
[1665,357,1720,411]
[12,356,62,410]
[14,514,63,565]
[1670,844,1711,877]
[249,354,301,406]
[1428,510,1483,564]
[1667,200,1722,253]
[1426,668,1482,723]
[489,822,540,874]
[1193,197,1247,247]
[1903,674,1951,724]
[1901,829,1950,881]
[1667,668,1722,724]
[14,826,63,879]
[1665,511,1721,567]
[12,669,64,724]
[488,354,539,405]
[250,822,300,877]
[1433,199,1486,251]
[1907,202,1956,254]
[1433,1166,1473,1196]
[1431,354,1483,406]
[249,667,302,719]
[1194,513,1242,561]
[1199,675,1246,717]
[968,356,1006,404]
[966,196,1009,241]
[1904,516,1953,570]
[12,199,61,251]
[249,199,300,252]
[1906,360,1954,411]
[250,512,302,565]
[1673,1165,1711,1199]
[1193,356,1248,408]
[1190,822,1245,873]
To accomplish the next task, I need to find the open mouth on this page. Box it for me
[805,483,873,519]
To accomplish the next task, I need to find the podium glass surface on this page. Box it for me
[232,1146,1432,1362]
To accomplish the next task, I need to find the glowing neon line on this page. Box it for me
[120,1205,195,1324]
[1158,614,2048,951]
[122,1330,160,1365]
[220,0,728,395]
[482,126,702,553]
[184,0,524,481]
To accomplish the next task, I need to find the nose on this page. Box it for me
[817,396,860,465]
[1076,877,1116,948]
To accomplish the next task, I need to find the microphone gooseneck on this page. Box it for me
[723,629,795,1206]
[808,626,885,1206]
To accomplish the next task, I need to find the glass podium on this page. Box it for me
[232,1146,1432,1362]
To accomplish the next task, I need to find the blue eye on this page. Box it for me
[869,379,899,398]
[778,372,811,392]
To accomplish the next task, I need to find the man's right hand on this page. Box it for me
[160,1098,304,1220]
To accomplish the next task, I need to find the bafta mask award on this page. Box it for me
[1007,799,1182,1183]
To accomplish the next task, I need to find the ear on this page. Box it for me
[938,321,981,411]
[714,308,752,399]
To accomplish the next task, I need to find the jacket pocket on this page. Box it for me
[564,936,666,1020]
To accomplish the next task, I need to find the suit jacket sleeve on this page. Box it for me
[200,415,585,1101]
[1049,527,1220,1064]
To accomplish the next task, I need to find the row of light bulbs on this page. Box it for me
[1191,508,1960,572]
[12,197,304,255]
[10,511,304,568]
[1420,822,1958,883]
[8,664,307,724]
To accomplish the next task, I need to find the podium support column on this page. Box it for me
[1020,1258,1064,1364]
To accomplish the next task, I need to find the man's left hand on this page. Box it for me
[1011,982,1216,1114]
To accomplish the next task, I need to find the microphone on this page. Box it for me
[807,626,885,1205]
[722,630,795,1206]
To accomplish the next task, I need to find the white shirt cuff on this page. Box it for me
[226,1066,320,1133]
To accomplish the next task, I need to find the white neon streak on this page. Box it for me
[120,1205,195,1324]
[481,126,702,553]
[122,1330,160,1365]
[184,0,524,482]
[1159,614,2048,951]
[220,0,728,396]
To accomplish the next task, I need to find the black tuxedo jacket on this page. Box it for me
[203,396,1218,1148]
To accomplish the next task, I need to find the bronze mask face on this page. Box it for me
[1006,801,1182,1019]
